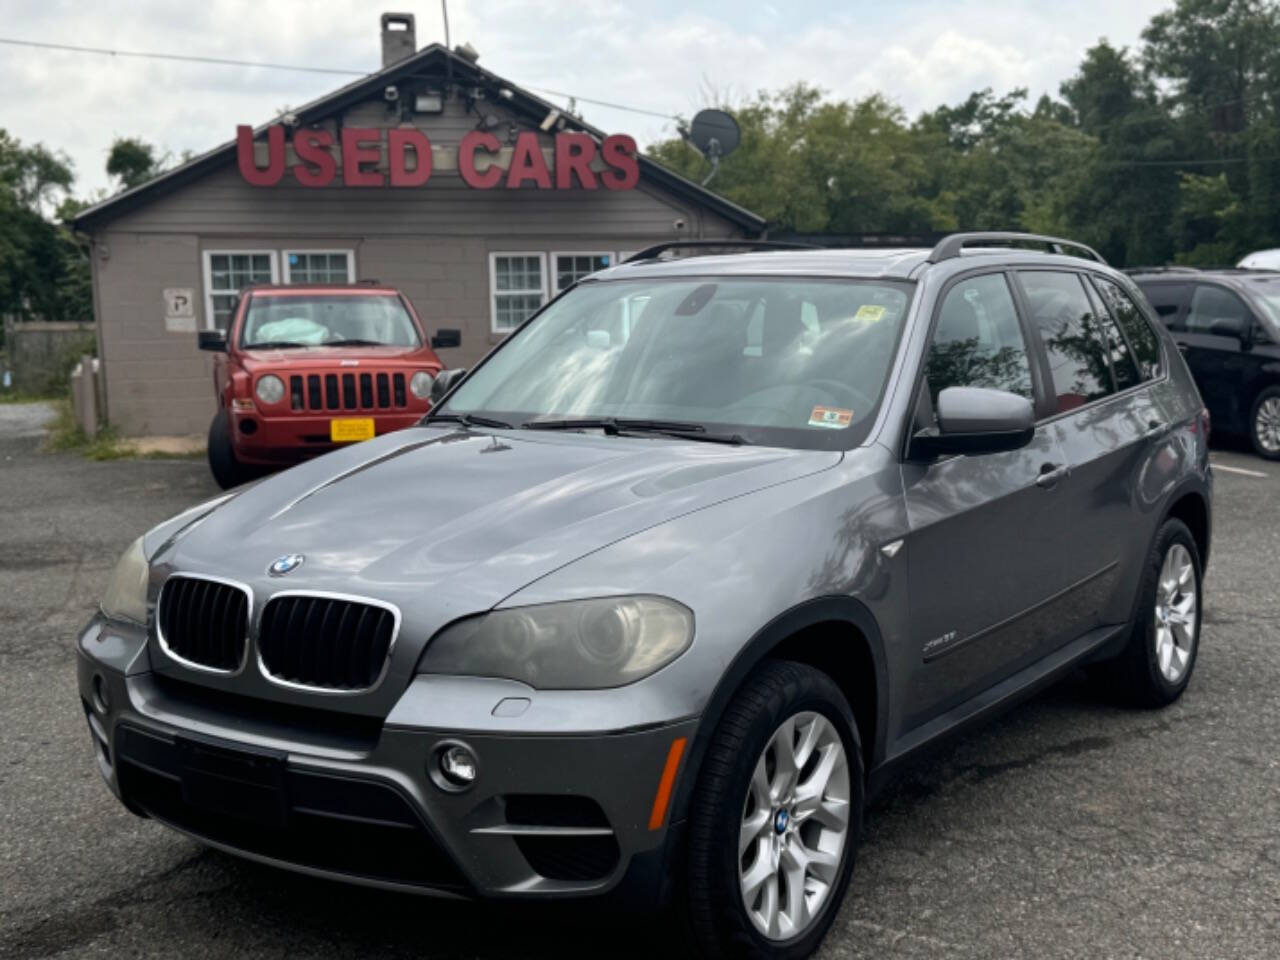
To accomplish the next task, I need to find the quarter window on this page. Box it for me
[553,253,613,292]
[926,273,1033,405]
[1018,271,1114,413]
[490,253,547,333]
[1186,284,1251,337]
[1094,277,1162,380]
[203,251,277,331]
[284,251,354,284]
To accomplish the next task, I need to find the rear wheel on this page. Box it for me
[1094,518,1202,707]
[207,409,254,489]
[1249,386,1280,460]
[684,661,863,960]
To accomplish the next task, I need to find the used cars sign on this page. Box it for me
[236,124,640,190]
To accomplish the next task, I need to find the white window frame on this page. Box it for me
[202,250,279,331]
[550,250,616,293]
[282,249,356,285]
[489,252,548,334]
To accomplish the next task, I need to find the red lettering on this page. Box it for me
[459,130,503,189]
[389,129,432,187]
[505,132,552,189]
[554,133,598,189]
[600,134,639,190]
[236,124,284,186]
[341,127,383,187]
[292,129,336,187]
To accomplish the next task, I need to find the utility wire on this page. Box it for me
[0,35,679,121]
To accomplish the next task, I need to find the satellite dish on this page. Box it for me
[686,109,740,186]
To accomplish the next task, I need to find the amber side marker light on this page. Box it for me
[648,736,688,831]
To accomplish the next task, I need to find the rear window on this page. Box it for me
[1094,277,1162,380]
[240,295,421,348]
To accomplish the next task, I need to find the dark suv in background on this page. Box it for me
[1131,268,1280,459]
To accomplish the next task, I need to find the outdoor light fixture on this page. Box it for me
[414,91,444,113]
[539,109,561,132]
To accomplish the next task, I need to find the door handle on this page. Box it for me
[1034,463,1069,489]
[1175,341,1190,353]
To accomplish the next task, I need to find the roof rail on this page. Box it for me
[927,232,1106,265]
[623,240,821,264]
[1123,266,1200,275]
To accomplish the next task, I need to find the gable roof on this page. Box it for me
[70,44,765,234]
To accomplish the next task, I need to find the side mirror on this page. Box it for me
[430,328,462,349]
[911,386,1035,458]
[431,368,467,403]
[198,330,228,352]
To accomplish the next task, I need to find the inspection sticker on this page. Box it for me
[853,304,886,325]
[809,406,853,429]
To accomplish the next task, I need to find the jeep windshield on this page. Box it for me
[439,276,914,450]
[240,294,422,349]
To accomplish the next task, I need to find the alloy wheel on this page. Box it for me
[739,711,850,941]
[1154,543,1197,683]
[1256,396,1280,455]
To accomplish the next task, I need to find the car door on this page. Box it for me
[1171,283,1256,432]
[1015,269,1158,639]
[901,271,1076,726]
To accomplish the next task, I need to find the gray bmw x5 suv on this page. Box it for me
[78,232,1211,960]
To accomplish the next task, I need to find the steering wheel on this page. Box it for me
[809,380,873,412]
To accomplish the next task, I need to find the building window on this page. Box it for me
[284,250,355,284]
[203,251,277,330]
[552,252,613,292]
[490,253,547,332]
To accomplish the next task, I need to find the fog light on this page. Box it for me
[439,744,477,786]
[92,673,111,715]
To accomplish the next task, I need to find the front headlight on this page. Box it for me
[409,370,435,399]
[255,374,285,405]
[417,596,693,689]
[101,535,149,624]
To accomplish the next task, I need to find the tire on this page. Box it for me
[684,661,864,960]
[1093,518,1203,708]
[1249,385,1280,460]
[207,410,253,489]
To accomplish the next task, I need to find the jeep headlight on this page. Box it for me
[255,374,285,405]
[101,535,149,624]
[417,596,693,689]
[409,370,435,399]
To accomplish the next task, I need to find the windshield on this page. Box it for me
[441,276,914,449]
[240,294,421,348]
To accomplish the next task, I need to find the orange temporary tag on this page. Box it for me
[809,406,852,429]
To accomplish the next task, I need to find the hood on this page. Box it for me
[239,344,432,369]
[160,427,841,620]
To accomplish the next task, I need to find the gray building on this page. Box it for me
[71,14,765,437]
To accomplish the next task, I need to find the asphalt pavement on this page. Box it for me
[1,403,1277,959]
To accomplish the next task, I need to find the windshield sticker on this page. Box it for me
[809,406,853,429]
[853,304,887,326]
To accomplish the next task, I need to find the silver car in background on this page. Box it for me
[78,233,1211,960]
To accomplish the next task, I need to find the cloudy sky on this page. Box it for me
[3,0,1172,199]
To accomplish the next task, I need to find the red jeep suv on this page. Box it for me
[198,283,458,488]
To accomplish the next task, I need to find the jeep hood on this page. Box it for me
[158,426,840,616]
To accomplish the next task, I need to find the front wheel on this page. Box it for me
[1249,385,1280,460]
[206,409,255,490]
[1093,518,1203,707]
[684,661,863,960]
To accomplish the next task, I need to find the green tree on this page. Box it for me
[106,137,163,190]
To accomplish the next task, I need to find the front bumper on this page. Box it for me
[77,615,696,901]
[230,410,426,464]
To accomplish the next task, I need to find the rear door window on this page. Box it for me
[1017,271,1115,414]
[1084,280,1142,390]
[925,273,1034,405]
[1093,277,1162,380]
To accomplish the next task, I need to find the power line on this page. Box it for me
[0,36,679,121]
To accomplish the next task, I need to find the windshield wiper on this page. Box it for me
[322,338,384,347]
[423,412,515,430]
[522,417,748,445]
[242,341,309,349]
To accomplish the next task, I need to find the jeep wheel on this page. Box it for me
[685,661,863,960]
[1250,386,1280,460]
[207,409,254,489]
[1094,518,1202,707]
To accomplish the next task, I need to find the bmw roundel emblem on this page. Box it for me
[268,554,305,576]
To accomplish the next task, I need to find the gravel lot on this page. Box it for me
[1,404,1277,959]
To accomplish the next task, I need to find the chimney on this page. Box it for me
[380,12,416,68]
